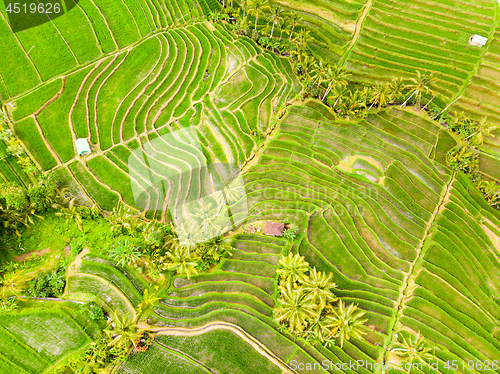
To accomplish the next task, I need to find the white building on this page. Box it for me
[469,34,488,47]
[75,138,91,155]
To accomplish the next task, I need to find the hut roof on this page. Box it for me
[263,221,284,236]
[75,138,91,155]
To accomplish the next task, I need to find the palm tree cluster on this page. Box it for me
[104,206,233,280]
[445,111,500,208]
[310,70,435,120]
[209,1,304,56]
[391,331,436,372]
[273,253,367,347]
[55,311,138,373]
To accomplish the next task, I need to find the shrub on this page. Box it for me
[26,266,66,297]
[283,225,298,240]
[87,304,105,321]
[1,184,28,210]
[107,239,141,266]
[28,182,56,212]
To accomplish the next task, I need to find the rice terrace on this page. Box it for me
[1,0,500,372]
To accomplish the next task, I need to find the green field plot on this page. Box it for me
[451,29,500,128]
[345,0,497,100]
[117,343,209,374]
[66,273,136,315]
[155,329,283,374]
[9,21,296,213]
[0,16,40,97]
[0,306,91,367]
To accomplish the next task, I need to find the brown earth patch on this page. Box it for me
[13,247,50,262]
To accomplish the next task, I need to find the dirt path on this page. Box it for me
[13,248,50,262]
[340,0,373,66]
[138,321,298,374]
[64,248,137,318]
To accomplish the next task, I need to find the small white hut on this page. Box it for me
[469,34,488,47]
[75,138,91,156]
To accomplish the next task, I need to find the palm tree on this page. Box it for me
[6,137,23,157]
[392,332,435,371]
[249,0,270,31]
[446,144,478,173]
[305,315,331,343]
[278,14,289,41]
[368,84,392,110]
[467,116,498,146]
[337,90,367,120]
[0,270,35,300]
[297,55,315,78]
[292,29,312,54]
[389,77,406,103]
[288,11,302,41]
[312,59,329,89]
[322,65,350,101]
[240,0,250,21]
[55,198,85,231]
[213,166,245,230]
[274,281,317,332]
[108,239,141,266]
[138,287,161,313]
[302,267,337,310]
[192,199,223,238]
[204,235,232,262]
[276,252,309,285]
[403,71,435,109]
[174,221,203,248]
[165,245,200,279]
[477,180,500,207]
[107,205,142,236]
[268,6,284,38]
[105,311,142,349]
[329,86,349,109]
[324,301,367,347]
[449,111,474,138]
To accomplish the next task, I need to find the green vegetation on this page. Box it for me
[274,253,367,348]
[1,0,500,373]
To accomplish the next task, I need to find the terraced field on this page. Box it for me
[0,301,98,373]
[145,234,329,372]
[6,19,298,213]
[65,250,147,317]
[260,0,369,61]
[236,104,500,372]
[344,0,498,103]
[3,1,500,373]
[451,27,500,152]
[134,97,500,370]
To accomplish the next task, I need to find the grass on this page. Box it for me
[0,307,91,363]
[117,344,209,374]
[13,116,58,170]
[0,16,40,98]
[69,161,120,210]
[156,329,283,374]
[78,257,144,307]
